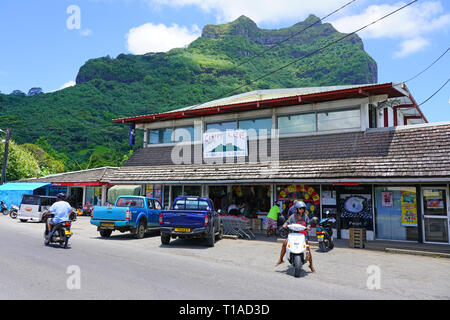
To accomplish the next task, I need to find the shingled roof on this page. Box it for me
[103,122,450,183]
[20,167,118,184]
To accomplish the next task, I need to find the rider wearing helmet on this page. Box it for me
[44,193,73,237]
[275,200,316,272]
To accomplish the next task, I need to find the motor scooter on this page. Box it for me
[43,214,73,249]
[285,223,308,278]
[315,211,336,252]
[1,201,8,215]
[9,205,19,219]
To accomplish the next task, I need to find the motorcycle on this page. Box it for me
[277,215,289,238]
[9,205,19,219]
[285,223,308,278]
[1,202,8,215]
[43,214,73,249]
[314,211,336,252]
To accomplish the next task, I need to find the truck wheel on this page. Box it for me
[134,221,146,239]
[99,229,112,238]
[216,224,224,241]
[206,226,215,247]
[161,233,171,245]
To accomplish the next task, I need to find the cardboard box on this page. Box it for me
[251,218,262,231]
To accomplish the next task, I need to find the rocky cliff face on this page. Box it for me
[76,15,377,85]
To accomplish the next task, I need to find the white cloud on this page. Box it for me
[147,0,450,58]
[59,81,76,90]
[126,23,200,54]
[331,1,450,40]
[330,1,450,58]
[394,37,430,58]
[80,28,93,36]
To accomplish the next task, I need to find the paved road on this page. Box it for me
[0,216,449,300]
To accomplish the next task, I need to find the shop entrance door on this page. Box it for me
[422,187,449,244]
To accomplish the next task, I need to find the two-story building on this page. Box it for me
[107,82,450,245]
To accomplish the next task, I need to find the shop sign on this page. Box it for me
[203,130,247,158]
[401,189,417,226]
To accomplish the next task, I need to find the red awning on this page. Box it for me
[52,182,111,187]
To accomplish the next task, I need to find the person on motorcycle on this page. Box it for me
[275,201,316,272]
[43,193,72,237]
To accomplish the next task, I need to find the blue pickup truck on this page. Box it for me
[159,196,223,247]
[90,195,162,239]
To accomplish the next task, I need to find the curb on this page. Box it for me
[384,248,450,259]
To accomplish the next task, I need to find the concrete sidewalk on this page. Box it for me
[240,232,450,258]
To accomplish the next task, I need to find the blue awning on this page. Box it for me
[0,182,51,191]
[0,183,51,208]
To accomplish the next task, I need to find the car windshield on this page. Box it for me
[173,199,210,210]
[21,196,40,205]
[116,197,144,208]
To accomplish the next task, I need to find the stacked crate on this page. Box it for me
[349,228,366,248]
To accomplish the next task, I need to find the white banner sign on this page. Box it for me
[203,129,247,158]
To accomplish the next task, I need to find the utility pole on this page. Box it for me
[1,128,11,185]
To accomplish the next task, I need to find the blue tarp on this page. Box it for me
[0,183,51,208]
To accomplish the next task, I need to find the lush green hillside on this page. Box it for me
[0,15,377,175]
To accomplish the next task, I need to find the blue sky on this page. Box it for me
[0,0,449,122]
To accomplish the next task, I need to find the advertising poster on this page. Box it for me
[401,189,417,226]
[203,130,247,158]
[338,193,373,230]
[381,191,393,207]
[423,190,445,209]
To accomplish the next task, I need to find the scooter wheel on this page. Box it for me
[319,241,326,252]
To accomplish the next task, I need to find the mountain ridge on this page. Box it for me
[0,14,377,173]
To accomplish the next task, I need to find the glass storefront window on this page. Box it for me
[276,184,320,219]
[238,118,272,137]
[424,218,449,243]
[423,189,447,216]
[85,187,102,206]
[317,108,360,131]
[277,113,316,135]
[375,187,418,241]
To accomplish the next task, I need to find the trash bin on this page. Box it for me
[349,228,366,248]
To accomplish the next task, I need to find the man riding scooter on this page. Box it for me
[275,201,316,272]
[43,193,72,237]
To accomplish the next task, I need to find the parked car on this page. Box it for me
[159,196,223,247]
[17,195,58,222]
[17,195,77,222]
[90,195,162,239]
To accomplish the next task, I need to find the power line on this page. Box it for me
[179,0,359,114]
[417,77,450,107]
[221,0,419,98]
[404,46,450,83]
[232,0,358,71]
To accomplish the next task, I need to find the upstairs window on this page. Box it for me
[149,126,197,144]
[277,113,316,134]
[317,108,360,131]
[206,121,237,132]
[238,117,272,137]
